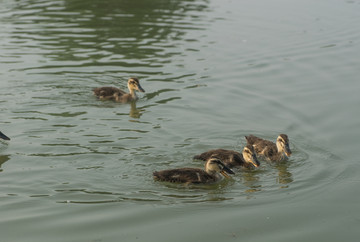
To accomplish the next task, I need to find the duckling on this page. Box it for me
[0,131,10,141]
[193,144,260,169]
[93,77,145,103]
[153,157,235,184]
[245,134,291,162]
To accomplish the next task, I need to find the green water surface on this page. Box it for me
[0,0,359,241]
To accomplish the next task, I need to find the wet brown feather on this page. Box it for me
[93,87,125,101]
[153,168,216,184]
[245,134,287,161]
[193,149,253,168]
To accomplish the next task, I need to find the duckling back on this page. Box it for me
[245,135,276,154]
[153,168,215,184]
[93,87,124,100]
[245,134,290,161]
[193,149,245,168]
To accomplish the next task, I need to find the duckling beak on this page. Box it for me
[250,155,260,168]
[0,132,10,141]
[285,144,292,157]
[220,166,235,178]
[136,84,145,93]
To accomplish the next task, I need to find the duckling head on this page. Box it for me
[242,144,260,167]
[276,134,292,157]
[205,157,235,178]
[128,77,145,93]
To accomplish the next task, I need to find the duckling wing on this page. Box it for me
[254,140,276,153]
[93,87,125,98]
[245,135,263,145]
[246,135,276,156]
[153,168,213,184]
[193,149,243,167]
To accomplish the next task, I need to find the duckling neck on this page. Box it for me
[273,144,287,161]
[128,86,138,99]
[276,142,283,155]
[276,152,287,161]
[206,170,222,180]
[273,143,285,161]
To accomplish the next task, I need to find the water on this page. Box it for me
[1,0,360,241]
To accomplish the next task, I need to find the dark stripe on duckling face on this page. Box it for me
[243,145,260,167]
[278,134,292,157]
[210,158,235,177]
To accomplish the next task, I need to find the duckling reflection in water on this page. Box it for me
[93,77,145,103]
[153,157,235,184]
[245,134,291,162]
[0,131,10,141]
[193,144,260,169]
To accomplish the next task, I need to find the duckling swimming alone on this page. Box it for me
[93,77,145,103]
[245,134,291,162]
[153,157,235,184]
[0,131,10,141]
[193,144,260,169]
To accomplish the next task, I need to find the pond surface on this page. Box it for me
[0,0,359,241]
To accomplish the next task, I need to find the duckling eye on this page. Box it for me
[214,159,223,166]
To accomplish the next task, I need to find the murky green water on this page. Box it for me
[1,0,360,241]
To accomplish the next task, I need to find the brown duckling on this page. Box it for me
[193,144,260,169]
[93,77,145,103]
[153,157,235,184]
[245,134,291,162]
[0,131,10,141]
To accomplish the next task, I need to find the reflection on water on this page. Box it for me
[1,0,359,241]
[129,101,143,119]
[102,101,144,119]
[236,160,294,195]
[241,170,262,193]
[3,0,210,72]
[153,178,235,204]
[275,162,293,187]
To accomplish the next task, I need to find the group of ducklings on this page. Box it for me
[1,77,292,186]
[93,77,292,185]
[154,134,291,185]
